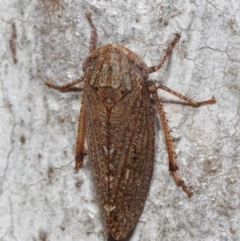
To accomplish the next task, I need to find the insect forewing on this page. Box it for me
[84,46,154,239]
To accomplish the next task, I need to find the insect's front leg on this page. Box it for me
[148,34,180,74]
[85,12,97,53]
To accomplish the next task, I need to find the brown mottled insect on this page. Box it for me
[46,13,216,240]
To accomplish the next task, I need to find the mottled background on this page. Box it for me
[0,1,239,241]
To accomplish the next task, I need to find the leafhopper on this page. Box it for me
[46,13,216,240]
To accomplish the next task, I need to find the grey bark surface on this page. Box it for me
[0,1,238,241]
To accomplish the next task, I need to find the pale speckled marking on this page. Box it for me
[45,12,216,241]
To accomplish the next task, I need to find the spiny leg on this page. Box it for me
[148,83,216,197]
[148,83,193,198]
[148,34,180,74]
[153,83,216,106]
[85,12,97,53]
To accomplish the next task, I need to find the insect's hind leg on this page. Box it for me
[75,99,86,170]
[148,82,216,197]
[85,12,97,53]
[148,83,194,198]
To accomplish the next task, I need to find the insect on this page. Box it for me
[45,13,216,241]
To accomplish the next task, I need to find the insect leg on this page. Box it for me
[153,83,216,107]
[148,83,193,198]
[85,12,97,53]
[75,98,86,170]
[45,77,84,92]
[148,34,180,74]
[45,77,86,169]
